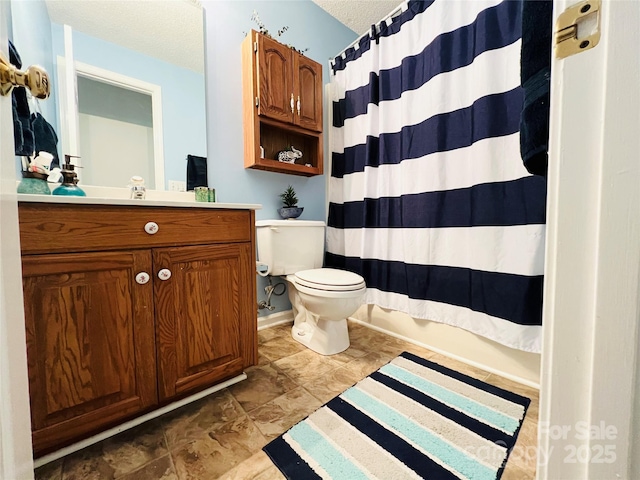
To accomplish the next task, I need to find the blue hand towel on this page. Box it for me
[186,154,207,191]
[31,113,61,169]
[520,0,553,176]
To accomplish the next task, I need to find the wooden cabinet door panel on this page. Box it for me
[294,54,323,132]
[154,244,250,401]
[22,251,157,454]
[257,33,294,124]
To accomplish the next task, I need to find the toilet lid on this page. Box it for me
[294,268,366,291]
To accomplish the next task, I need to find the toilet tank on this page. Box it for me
[256,220,325,275]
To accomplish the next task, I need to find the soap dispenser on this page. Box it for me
[52,155,86,197]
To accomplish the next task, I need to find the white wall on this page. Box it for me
[79,115,154,188]
[633,338,640,478]
[352,305,540,386]
[539,0,640,478]
[0,1,35,477]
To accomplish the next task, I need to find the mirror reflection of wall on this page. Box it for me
[10,0,208,191]
[77,76,156,189]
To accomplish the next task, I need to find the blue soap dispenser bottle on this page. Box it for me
[53,155,86,197]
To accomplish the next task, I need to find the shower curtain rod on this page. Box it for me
[330,0,409,64]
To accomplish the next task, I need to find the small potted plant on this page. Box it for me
[278,185,303,219]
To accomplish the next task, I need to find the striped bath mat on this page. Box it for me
[263,352,530,479]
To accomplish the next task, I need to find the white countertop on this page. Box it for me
[17,185,262,210]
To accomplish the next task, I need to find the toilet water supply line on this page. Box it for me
[258,276,286,311]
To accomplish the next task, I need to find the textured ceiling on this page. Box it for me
[45,0,205,73]
[311,0,404,35]
[43,0,403,73]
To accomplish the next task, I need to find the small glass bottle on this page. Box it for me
[129,176,146,199]
[195,186,208,202]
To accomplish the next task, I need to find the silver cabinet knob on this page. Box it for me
[144,222,159,235]
[157,268,172,281]
[135,272,150,285]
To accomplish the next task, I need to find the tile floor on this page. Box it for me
[34,321,539,480]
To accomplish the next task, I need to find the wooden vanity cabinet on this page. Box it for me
[242,29,324,176]
[22,250,157,455]
[18,203,258,456]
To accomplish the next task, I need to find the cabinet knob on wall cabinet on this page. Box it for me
[290,93,294,114]
[297,96,300,115]
[135,272,150,285]
[144,222,159,235]
[157,269,172,281]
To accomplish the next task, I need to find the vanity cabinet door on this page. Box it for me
[22,250,157,455]
[154,243,253,401]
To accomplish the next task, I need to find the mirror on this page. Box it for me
[9,0,208,190]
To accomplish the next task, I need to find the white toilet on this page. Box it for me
[256,220,366,355]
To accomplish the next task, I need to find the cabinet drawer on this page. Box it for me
[18,203,252,254]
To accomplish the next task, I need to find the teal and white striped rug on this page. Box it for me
[263,351,530,479]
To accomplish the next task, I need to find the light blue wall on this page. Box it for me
[202,1,356,218]
[10,0,58,131]
[201,1,357,316]
[50,25,207,189]
[10,0,58,175]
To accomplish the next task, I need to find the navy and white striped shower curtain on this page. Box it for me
[326,0,547,353]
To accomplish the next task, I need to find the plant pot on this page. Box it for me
[278,207,304,219]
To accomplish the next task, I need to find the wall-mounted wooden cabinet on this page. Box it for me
[18,203,257,456]
[242,30,323,176]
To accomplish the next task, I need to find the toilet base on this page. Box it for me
[291,317,350,356]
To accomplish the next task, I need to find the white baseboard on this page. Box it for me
[257,310,294,330]
[348,317,540,390]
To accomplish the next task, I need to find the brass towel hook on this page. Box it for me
[0,51,50,99]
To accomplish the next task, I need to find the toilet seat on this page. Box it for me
[293,268,366,292]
